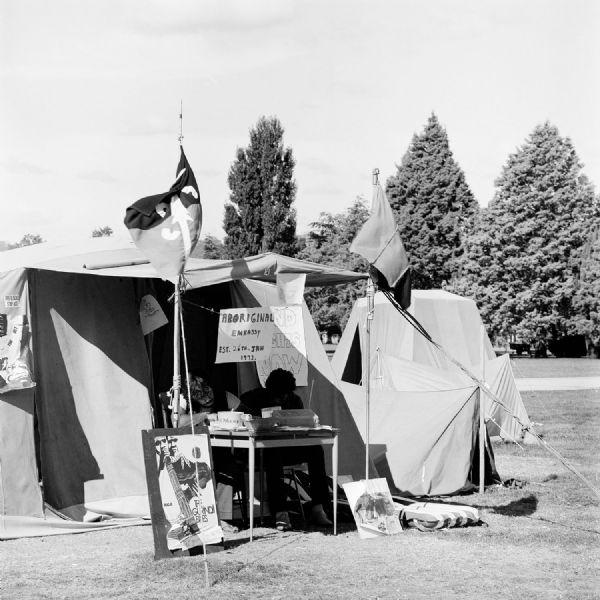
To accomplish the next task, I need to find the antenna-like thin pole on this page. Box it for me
[365,277,374,482]
[479,324,486,494]
[178,100,184,145]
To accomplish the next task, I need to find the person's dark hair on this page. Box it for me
[265,368,296,395]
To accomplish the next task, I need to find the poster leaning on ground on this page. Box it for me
[141,426,223,559]
[343,478,402,539]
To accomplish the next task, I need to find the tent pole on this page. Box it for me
[479,324,486,494]
[171,278,182,428]
[365,277,375,481]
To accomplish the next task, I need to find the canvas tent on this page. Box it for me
[331,290,532,443]
[0,237,368,539]
[329,290,530,497]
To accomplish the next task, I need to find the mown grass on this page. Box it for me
[1,368,599,599]
[510,357,600,378]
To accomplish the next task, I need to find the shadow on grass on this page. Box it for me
[471,494,600,535]
[489,494,538,517]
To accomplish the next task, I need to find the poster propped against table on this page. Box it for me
[141,427,223,559]
[343,478,402,539]
[215,306,308,386]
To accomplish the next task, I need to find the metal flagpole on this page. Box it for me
[365,277,374,481]
[364,167,379,481]
[479,324,486,494]
[178,100,184,145]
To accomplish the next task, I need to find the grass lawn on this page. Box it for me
[508,357,600,379]
[1,375,599,599]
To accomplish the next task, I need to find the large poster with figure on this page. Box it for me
[142,427,223,559]
[0,270,35,394]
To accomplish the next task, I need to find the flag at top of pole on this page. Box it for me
[124,146,201,283]
[350,170,411,309]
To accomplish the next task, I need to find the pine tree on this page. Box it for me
[224,116,297,258]
[450,122,600,352]
[386,113,479,288]
[572,226,600,356]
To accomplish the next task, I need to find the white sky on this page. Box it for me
[1,0,598,245]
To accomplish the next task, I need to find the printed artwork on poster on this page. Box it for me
[0,270,35,394]
[215,306,307,385]
[342,478,402,539]
[153,432,223,552]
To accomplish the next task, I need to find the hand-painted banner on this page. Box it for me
[215,307,273,363]
[215,306,307,386]
[0,270,35,394]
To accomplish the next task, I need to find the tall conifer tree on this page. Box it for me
[224,116,297,258]
[451,122,600,353]
[386,113,478,288]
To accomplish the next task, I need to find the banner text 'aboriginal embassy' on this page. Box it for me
[215,306,307,386]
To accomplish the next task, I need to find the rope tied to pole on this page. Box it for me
[380,288,600,502]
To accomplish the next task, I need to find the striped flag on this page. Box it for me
[124,147,201,283]
[350,182,411,309]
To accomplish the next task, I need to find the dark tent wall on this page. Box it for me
[30,270,153,518]
[231,280,370,481]
[150,278,369,481]
[151,281,240,420]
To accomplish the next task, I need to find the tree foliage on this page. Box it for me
[91,226,113,237]
[8,234,45,249]
[298,198,369,335]
[224,116,297,258]
[572,227,600,355]
[449,122,600,352]
[386,113,479,288]
[190,235,226,260]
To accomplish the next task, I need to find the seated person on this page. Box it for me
[239,368,332,531]
[170,373,244,534]
[176,373,215,428]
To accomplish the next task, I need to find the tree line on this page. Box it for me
[6,114,599,356]
[214,114,600,357]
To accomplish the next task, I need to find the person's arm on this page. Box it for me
[284,392,304,410]
[238,388,269,416]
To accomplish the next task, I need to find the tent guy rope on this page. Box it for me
[381,288,600,502]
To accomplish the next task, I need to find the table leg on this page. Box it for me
[249,437,255,542]
[332,434,338,536]
[259,448,264,525]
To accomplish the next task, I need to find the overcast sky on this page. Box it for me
[1,0,598,245]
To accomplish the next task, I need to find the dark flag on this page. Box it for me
[350,182,411,309]
[124,147,201,283]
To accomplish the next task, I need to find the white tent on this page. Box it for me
[331,290,532,443]
[0,237,368,538]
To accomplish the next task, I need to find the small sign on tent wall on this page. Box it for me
[141,426,223,559]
